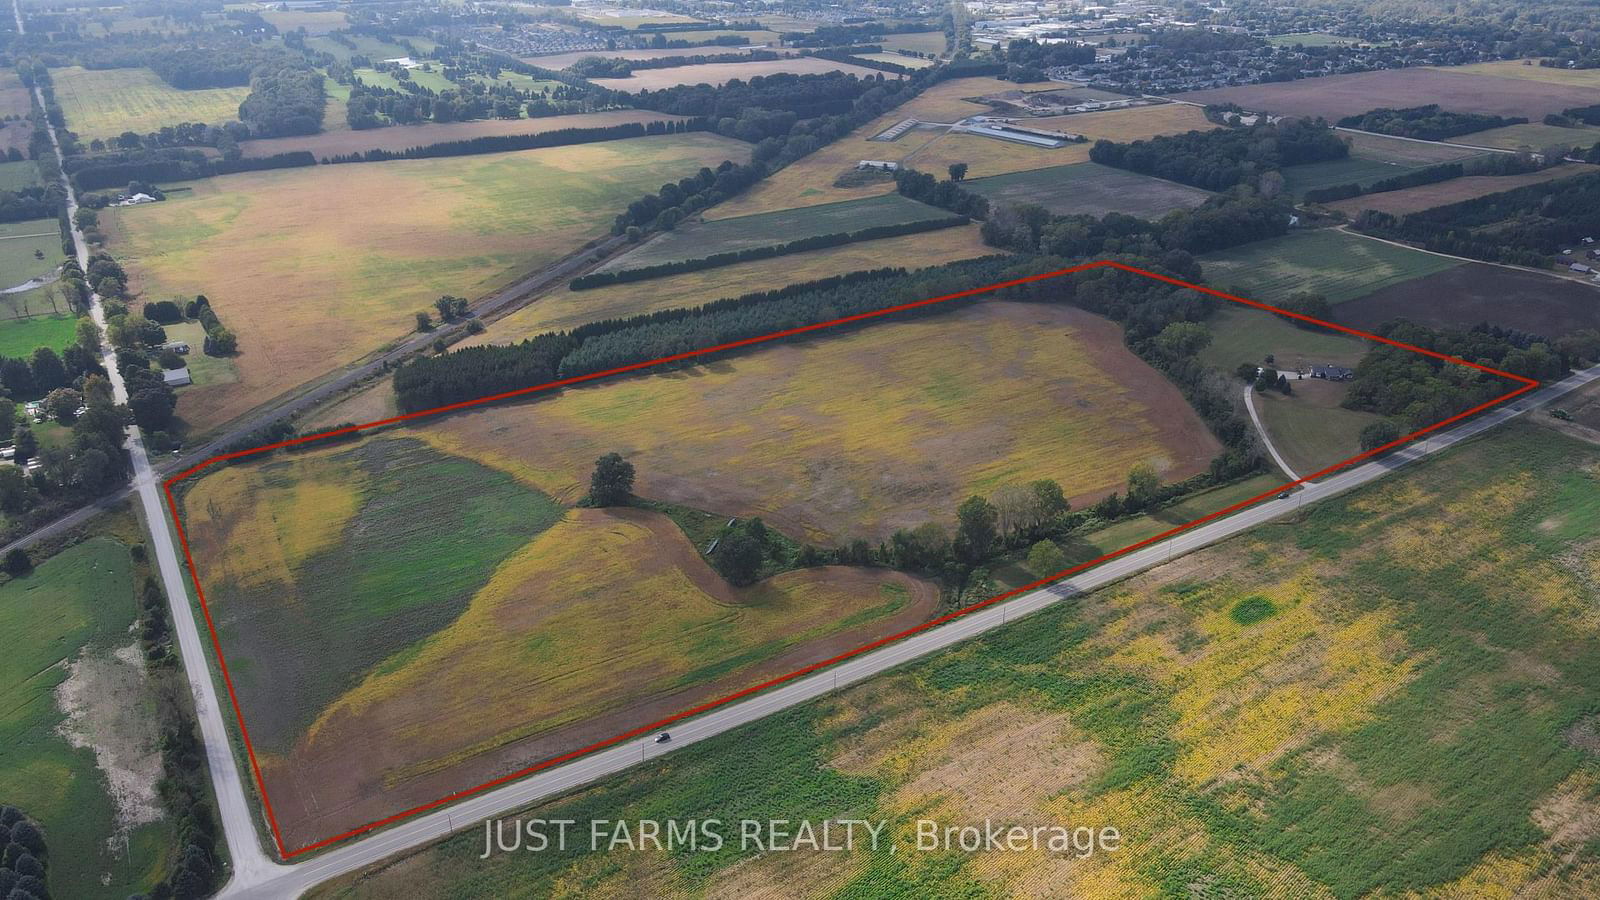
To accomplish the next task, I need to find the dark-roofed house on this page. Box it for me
[1310,364,1354,381]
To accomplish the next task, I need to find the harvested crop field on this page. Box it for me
[1339,130,1489,164]
[53,65,249,141]
[1335,262,1600,337]
[523,46,763,70]
[480,224,994,340]
[879,31,948,55]
[963,161,1211,218]
[1201,228,1461,304]
[102,132,750,433]
[1176,67,1596,121]
[179,435,935,849]
[0,69,34,152]
[1433,59,1600,89]
[1459,122,1600,152]
[236,109,694,158]
[1325,165,1592,217]
[311,423,1600,900]
[429,300,1220,543]
[707,90,1210,219]
[601,193,956,271]
[590,57,886,92]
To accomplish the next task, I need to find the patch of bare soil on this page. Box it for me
[54,643,165,833]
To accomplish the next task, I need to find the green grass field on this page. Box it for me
[161,322,237,387]
[1197,305,1371,374]
[467,71,563,93]
[1459,121,1600,151]
[352,66,456,94]
[305,34,425,63]
[308,422,1600,898]
[0,537,172,899]
[0,159,39,190]
[963,161,1212,219]
[604,193,959,270]
[52,66,249,141]
[1279,156,1422,196]
[0,311,76,357]
[1281,134,1487,197]
[1201,229,1462,304]
[879,31,948,55]
[1253,379,1382,476]
[0,216,64,289]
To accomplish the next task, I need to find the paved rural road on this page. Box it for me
[17,0,281,882]
[220,364,1600,898]
[1243,384,1302,482]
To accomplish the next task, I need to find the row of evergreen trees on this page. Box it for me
[1303,162,1466,203]
[323,118,707,165]
[1352,170,1600,265]
[570,215,969,289]
[69,150,314,192]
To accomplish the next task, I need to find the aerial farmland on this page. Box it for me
[9,1,1600,897]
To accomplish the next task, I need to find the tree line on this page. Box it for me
[1344,320,1580,435]
[608,64,978,238]
[394,260,1003,412]
[1088,119,1350,191]
[323,118,707,165]
[569,50,779,78]
[1303,161,1466,203]
[1352,170,1600,266]
[893,165,1295,258]
[68,150,315,192]
[1303,151,1550,205]
[1335,104,1525,141]
[0,184,61,225]
[570,215,970,289]
[811,47,921,75]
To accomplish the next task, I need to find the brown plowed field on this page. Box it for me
[1326,165,1591,217]
[1336,262,1600,336]
[1177,68,1596,121]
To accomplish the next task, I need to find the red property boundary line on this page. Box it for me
[162,260,1538,860]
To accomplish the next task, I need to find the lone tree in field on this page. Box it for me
[714,528,764,586]
[4,547,30,575]
[589,452,635,506]
[948,162,969,182]
[955,494,998,563]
